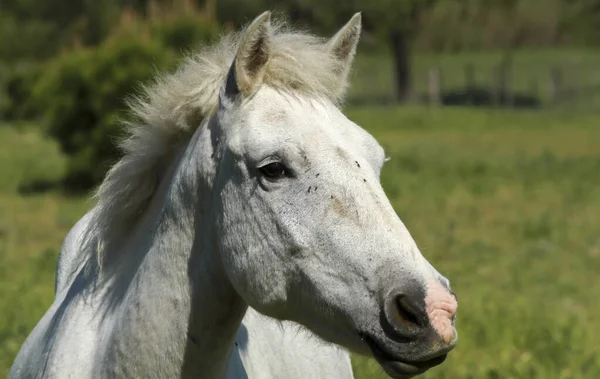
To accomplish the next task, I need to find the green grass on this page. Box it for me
[1,107,600,378]
[0,125,89,374]
[0,125,67,193]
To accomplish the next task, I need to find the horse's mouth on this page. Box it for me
[361,334,447,378]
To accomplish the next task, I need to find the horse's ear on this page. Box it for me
[327,13,362,82]
[224,11,272,99]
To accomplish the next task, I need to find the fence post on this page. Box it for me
[548,66,563,107]
[529,77,539,106]
[428,68,442,107]
[573,63,582,110]
[492,66,501,106]
[465,63,475,91]
[501,62,513,107]
[464,63,475,105]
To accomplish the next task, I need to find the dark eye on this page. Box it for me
[259,162,288,180]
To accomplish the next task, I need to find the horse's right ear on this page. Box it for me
[327,13,361,84]
[222,11,272,103]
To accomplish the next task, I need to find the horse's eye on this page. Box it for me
[259,162,287,180]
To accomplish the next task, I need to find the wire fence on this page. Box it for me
[347,51,600,112]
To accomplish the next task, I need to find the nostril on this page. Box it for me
[384,290,428,339]
[396,295,424,329]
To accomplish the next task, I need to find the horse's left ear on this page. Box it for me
[327,13,362,82]
[223,11,272,101]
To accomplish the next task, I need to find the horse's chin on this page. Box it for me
[362,334,448,378]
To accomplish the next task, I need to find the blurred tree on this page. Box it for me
[0,0,120,62]
[32,38,175,189]
[562,0,600,45]
[359,0,436,102]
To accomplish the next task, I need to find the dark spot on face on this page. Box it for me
[301,152,309,168]
[363,178,367,182]
[316,173,320,177]
[335,146,351,161]
[307,186,312,193]
[331,197,349,219]
[330,195,334,199]
[356,160,361,168]
[314,186,318,191]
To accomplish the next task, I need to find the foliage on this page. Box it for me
[149,14,220,51]
[0,64,42,121]
[414,0,581,52]
[3,0,600,64]
[0,13,61,63]
[0,0,121,63]
[27,15,218,191]
[1,107,600,377]
[31,37,174,190]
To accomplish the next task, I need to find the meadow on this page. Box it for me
[1,106,599,378]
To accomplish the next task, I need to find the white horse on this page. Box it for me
[9,11,458,379]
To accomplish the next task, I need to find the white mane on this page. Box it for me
[91,18,352,266]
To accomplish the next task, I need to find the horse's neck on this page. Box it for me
[103,126,246,378]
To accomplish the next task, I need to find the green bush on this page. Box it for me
[33,38,174,190]
[32,18,218,191]
[1,64,42,121]
[151,16,220,52]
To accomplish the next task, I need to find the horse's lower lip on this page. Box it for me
[362,335,447,377]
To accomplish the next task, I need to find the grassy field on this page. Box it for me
[1,107,599,378]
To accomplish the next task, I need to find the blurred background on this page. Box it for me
[1,0,599,378]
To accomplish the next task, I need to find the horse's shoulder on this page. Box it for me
[55,210,95,295]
